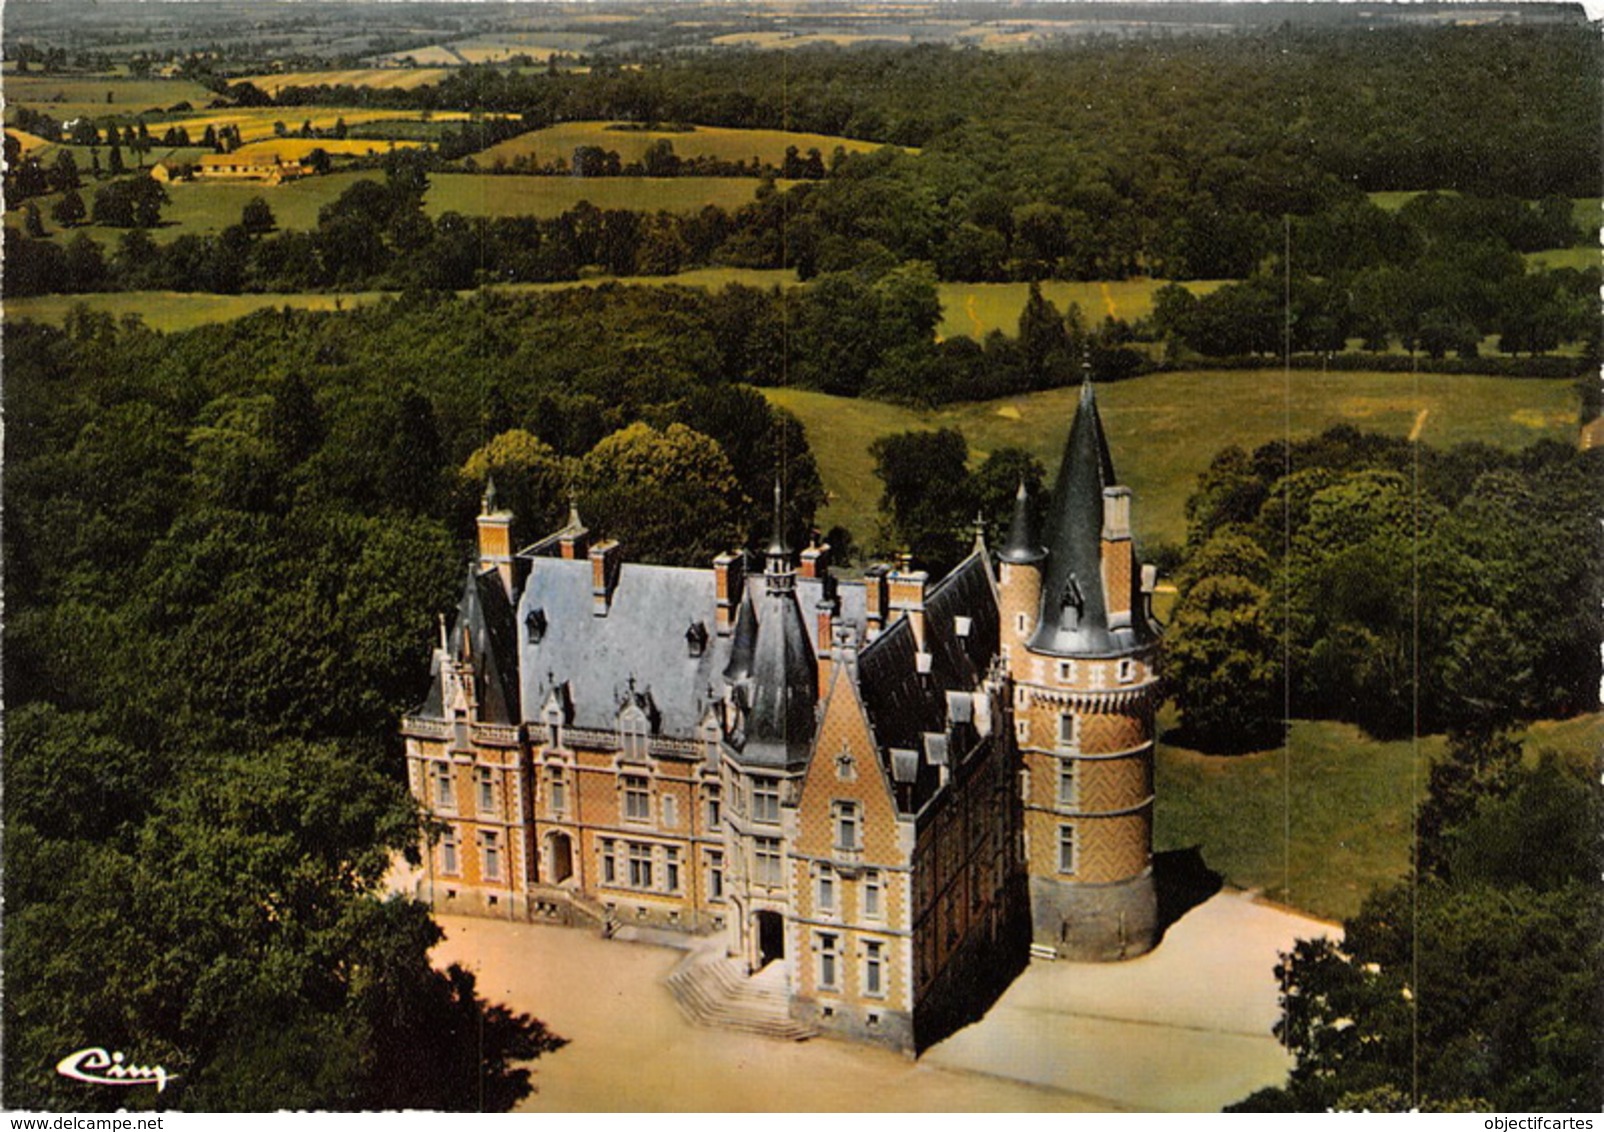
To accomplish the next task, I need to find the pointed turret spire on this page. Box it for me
[999,478,1047,565]
[1027,380,1121,656]
[764,478,795,595]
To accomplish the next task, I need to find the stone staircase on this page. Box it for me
[565,889,620,938]
[666,951,817,1042]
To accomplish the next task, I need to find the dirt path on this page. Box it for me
[432,890,1336,1112]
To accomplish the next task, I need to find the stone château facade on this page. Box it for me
[400,380,1162,1053]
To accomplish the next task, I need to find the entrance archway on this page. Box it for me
[756,910,784,969]
[546,831,573,884]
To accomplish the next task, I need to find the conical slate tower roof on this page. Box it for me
[999,479,1047,565]
[1027,380,1139,657]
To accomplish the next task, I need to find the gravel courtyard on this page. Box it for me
[431,890,1337,1112]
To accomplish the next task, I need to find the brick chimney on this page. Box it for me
[863,563,890,639]
[713,550,745,636]
[888,552,929,652]
[799,535,831,581]
[1101,486,1134,622]
[477,477,515,598]
[590,540,622,616]
[559,502,590,561]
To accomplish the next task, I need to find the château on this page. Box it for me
[400,380,1163,1053]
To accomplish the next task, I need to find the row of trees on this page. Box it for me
[1163,428,1602,748]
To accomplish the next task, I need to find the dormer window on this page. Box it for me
[686,619,709,658]
[619,703,649,761]
[525,608,547,643]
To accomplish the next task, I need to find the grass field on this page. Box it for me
[425,172,780,218]
[1155,712,1602,921]
[4,290,394,333]
[229,137,424,160]
[236,69,453,96]
[1525,245,1601,271]
[3,74,217,121]
[7,170,777,251]
[159,107,473,145]
[764,369,1581,550]
[3,269,798,334]
[474,120,893,170]
[936,278,1227,339]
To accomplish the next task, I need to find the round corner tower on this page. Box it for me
[999,380,1161,962]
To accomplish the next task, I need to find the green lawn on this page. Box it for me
[764,369,1581,552]
[936,278,1226,340]
[1155,712,1602,922]
[1525,245,1601,271]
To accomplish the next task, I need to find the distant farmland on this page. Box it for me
[425,172,784,218]
[473,120,898,169]
[236,68,453,95]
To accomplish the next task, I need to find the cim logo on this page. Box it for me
[56,1048,176,1093]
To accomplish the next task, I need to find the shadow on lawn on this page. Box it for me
[1153,845,1223,945]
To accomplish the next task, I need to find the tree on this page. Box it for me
[869,428,974,573]
[23,202,46,238]
[459,429,568,538]
[1163,571,1284,751]
[91,178,167,229]
[107,143,125,176]
[50,149,80,192]
[576,422,747,566]
[241,196,276,236]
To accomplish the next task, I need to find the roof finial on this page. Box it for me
[565,490,583,531]
[481,474,499,514]
[767,476,789,557]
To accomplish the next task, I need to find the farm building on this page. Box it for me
[190,152,313,183]
[400,380,1164,1054]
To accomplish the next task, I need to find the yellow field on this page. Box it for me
[4,128,55,154]
[369,46,464,66]
[236,69,452,96]
[475,119,895,169]
[159,108,473,144]
[229,137,423,160]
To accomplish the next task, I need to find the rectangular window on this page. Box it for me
[623,775,650,821]
[818,932,839,990]
[661,794,678,830]
[481,831,501,882]
[433,763,455,809]
[1015,718,1029,743]
[1057,713,1078,751]
[817,867,835,912]
[666,847,681,893]
[476,767,495,814]
[865,940,884,997]
[601,839,617,885]
[548,767,567,816]
[1118,659,1136,684]
[705,787,722,831]
[441,827,459,875]
[1058,759,1079,807]
[834,801,860,851]
[754,837,782,887]
[708,851,724,900]
[1057,825,1076,875]
[752,777,781,824]
[864,871,882,920]
[628,842,653,889]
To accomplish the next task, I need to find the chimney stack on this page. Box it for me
[590,540,622,616]
[713,550,746,636]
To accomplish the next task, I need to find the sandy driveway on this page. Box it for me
[431,890,1336,1112]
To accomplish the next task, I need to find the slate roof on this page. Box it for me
[740,573,818,769]
[418,563,522,725]
[1028,380,1154,658]
[518,558,730,738]
[856,551,999,813]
